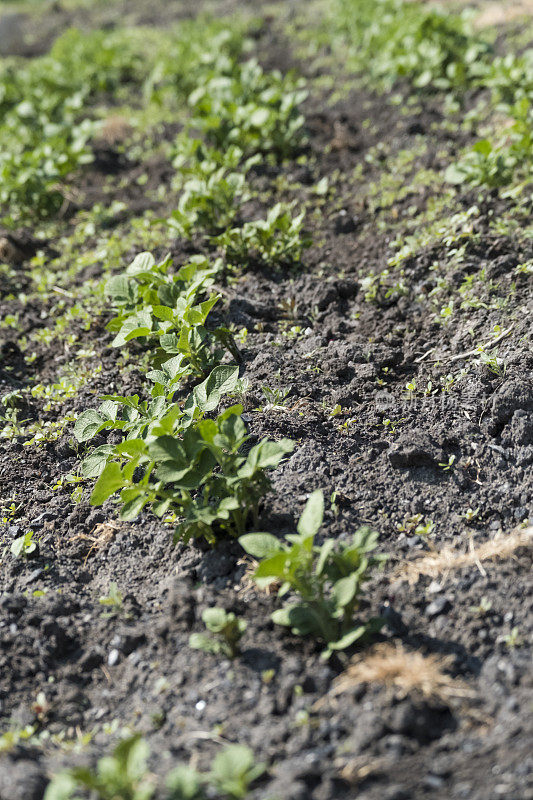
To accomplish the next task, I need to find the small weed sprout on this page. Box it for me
[10,530,38,559]
[99,582,123,618]
[438,455,456,472]
[189,607,247,659]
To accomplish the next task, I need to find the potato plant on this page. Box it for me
[189,607,247,658]
[104,252,235,379]
[240,491,386,658]
[188,58,307,160]
[216,203,310,268]
[44,735,264,800]
[76,365,293,543]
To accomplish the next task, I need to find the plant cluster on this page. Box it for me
[332,0,533,187]
[159,39,310,256]
[45,734,264,800]
[216,202,309,268]
[240,490,386,658]
[76,353,293,543]
[103,251,234,379]
[0,21,247,223]
[334,0,491,92]
[189,607,247,658]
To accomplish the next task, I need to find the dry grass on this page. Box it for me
[474,0,533,27]
[417,0,533,23]
[328,642,474,703]
[98,114,133,145]
[69,521,121,563]
[397,526,532,585]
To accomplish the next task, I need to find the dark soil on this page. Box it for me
[0,3,532,800]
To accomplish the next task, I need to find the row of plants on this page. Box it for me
[0,20,246,223]
[73,29,384,658]
[45,735,264,800]
[329,0,533,187]
[7,14,385,797]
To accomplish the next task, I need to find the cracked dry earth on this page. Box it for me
[0,1,532,799]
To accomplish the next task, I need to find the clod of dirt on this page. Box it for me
[388,432,446,468]
[0,753,47,800]
[489,380,533,434]
[0,13,26,56]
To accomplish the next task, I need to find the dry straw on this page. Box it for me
[397,525,532,585]
[327,642,474,704]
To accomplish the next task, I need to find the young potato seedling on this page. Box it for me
[189,607,247,658]
[240,490,386,659]
[45,735,265,800]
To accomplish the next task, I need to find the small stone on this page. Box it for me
[426,597,451,618]
[428,580,443,594]
[423,774,444,789]
[334,210,360,234]
[107,648,120,667]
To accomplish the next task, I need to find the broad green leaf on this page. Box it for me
[166,765,203,800]
[152,305,174,322]
[43,772,78,800]
[297,489,324,538]
[212,744,254,782]
[73,409,107,442]
[126,251,155,275]
[239,532,281,558]
[332,573,358,609]
[186,365,240,413]
[202,607,229,631]
[80,445,114,478]
[119,493,148,521]
[148,436,188,465]
[253,552,288,581]
[239,438,294,476]
[91,462,125,505]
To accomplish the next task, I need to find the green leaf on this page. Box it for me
[147,436,188,466]
[73,409,107,442]
[152,305,175,322]
[202,607,229,631]
[315,539,335,576]
[332,573,359,609]
[127,251,156,275]
[189,632,218,654]
[326,626,366,651]
[43,772,78,800]
[239,438,294,475]
[119,493,148,521]
[90,462,125,505]
[239,532,281,559]
[187,365,240,413]
[297,489,324,538]
[166,764,203,800]
[253,552,288,582]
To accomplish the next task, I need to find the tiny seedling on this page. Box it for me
[99,582,123,618]
[189,608,247,659]
[499,627,523,649]
[438,455,456,471]
[209,744,265,800]
[462,507,480,523]
[469,597,492,616]
[10,530,38,559]
[240,490,386,659]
